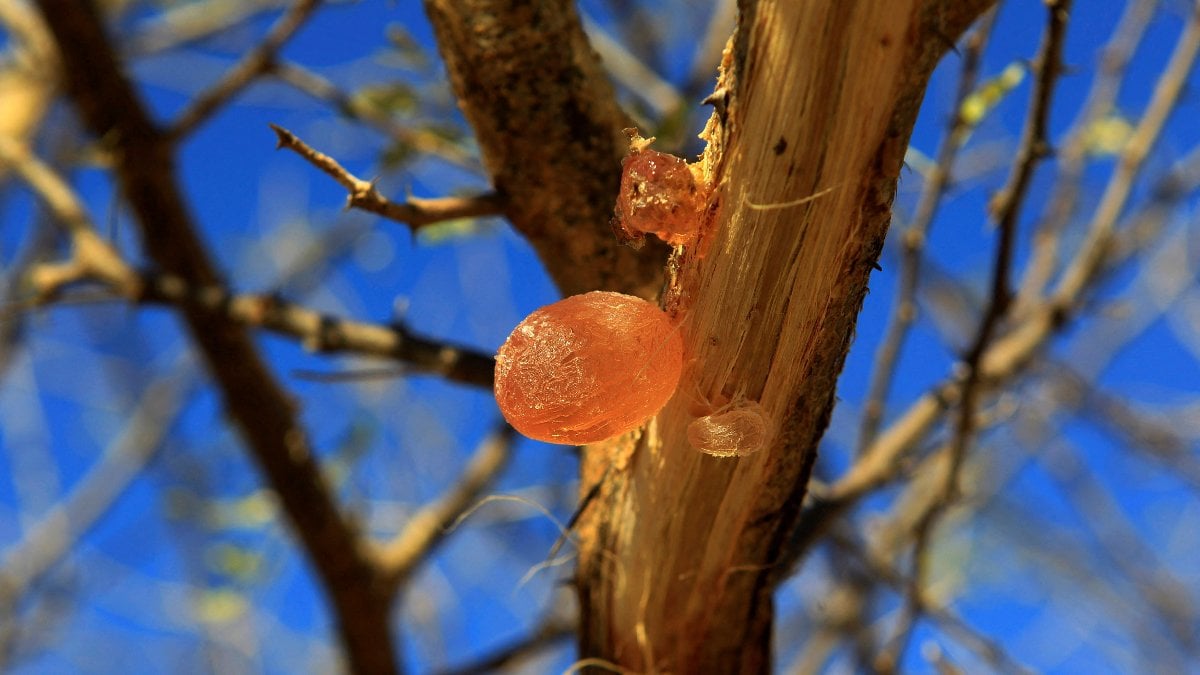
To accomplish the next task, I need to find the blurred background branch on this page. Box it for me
[0,0,1197,672]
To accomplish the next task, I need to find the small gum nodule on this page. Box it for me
[495,291,683,444]
[687,402,772,457]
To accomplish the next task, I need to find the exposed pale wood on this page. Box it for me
[575,1,995,672]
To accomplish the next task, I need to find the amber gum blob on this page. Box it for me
[494,291,684,444]
[615,149,703,245]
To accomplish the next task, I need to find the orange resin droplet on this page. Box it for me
[614,147,703,246]
[495,291,683,444]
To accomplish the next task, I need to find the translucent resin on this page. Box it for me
[687,401,773,457]
[495,291,683,444]
[613,146,704,246]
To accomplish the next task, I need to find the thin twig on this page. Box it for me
[953,0,1070,486]
[269,123,505,230]
[269,60,478,168]
[1015,0,1156,311]
[165,0,321,141]
[0,136,139,297]
[858,11,997,454]
[138,273,497,389]
[805,0,1200,546]
[980,0,1200,377]
[801,164,1200,568]
[0,134,496,389]
[818,128,1200,520]
[783,9,1200,662]
[1048,4,1200,308]
[880,3,1072,667]
[376,425,516,592]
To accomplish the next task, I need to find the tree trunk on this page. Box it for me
[428,1,995,672]
[575,2,996,671]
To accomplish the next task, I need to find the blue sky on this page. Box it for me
[2,0,1199,673]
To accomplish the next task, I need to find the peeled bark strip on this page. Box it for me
[575,2,995,672]
[423,0,667,298]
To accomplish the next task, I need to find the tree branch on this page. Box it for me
[0,136,139,298]
[165,0,322,141]
[422,0,666,298]
[269,124,505,231]
[33,3,399,672]
[1015,0,1156,310]
[269,60,479,168]
[575,1,997,671]
[141,273,496,388]
[2,132,496,390]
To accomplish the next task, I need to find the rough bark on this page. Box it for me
[568,1,995,672]
[34,3,399,673]
[423,0,668,299]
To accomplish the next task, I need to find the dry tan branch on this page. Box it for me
[270,124,505,230]
[0,137,140,298]
[270,60,479,168]
[166,0,321,141]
